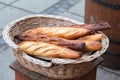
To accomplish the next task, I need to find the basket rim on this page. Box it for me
[2,14,83,48]
[2,14,109,64]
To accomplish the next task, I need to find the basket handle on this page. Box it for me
[22,52,53,67]
[92,57,103,68]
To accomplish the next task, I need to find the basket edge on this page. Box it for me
[2,14,109,64]
[2,14,83,49]
[84,31,109,62]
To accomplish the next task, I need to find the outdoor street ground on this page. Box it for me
[0,0,120,80]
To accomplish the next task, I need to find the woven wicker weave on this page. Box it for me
[2,14,109,79]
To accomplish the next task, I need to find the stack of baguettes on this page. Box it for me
[15,22,111,59]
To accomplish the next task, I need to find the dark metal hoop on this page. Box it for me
[93,0,120,9]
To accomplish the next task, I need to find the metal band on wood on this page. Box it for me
[105,51,120,57]
[110,39,120,45]
[93,0,120,9]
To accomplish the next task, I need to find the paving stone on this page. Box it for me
[54,4,61,8]
[42,7,57,14]
[42,0,80,14]
[12,0,60,13]
[0,29,2,37]
[67,0,81,5]
[99,66,120,76]
[0,48,15,80]
[59,12,84,23]
[69,0,85,17]
[0,0,16,4]
[0,36,6,44]
[97,67,120,80]
[0,37,8,52]
[0,45,8,53]
[0,3,5,10]
[0,6,31,30]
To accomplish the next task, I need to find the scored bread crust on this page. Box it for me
[21,27,93,39]
[18,41,81,59]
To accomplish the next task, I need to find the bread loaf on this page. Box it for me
[20,27,93,39]
[18,41,81,59]
[15,34,85,51]
[78,34,104,41]
[71,22,111,31]
[80,41,102,51]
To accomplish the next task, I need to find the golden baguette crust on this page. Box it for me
[81,41,102,51]
[18,41,81,59]
[21,27,93,39]
[78,34,104,41]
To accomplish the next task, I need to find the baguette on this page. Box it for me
[15,34,85,51]
[16,33,102,51]
[71,22,111,31]
[80,41,102,51]
[18,41,81,59]
[20,27,93,39]
[78,34,104,41]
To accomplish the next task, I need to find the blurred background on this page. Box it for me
[0,0,120,80]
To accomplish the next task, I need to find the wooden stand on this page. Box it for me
[10,57,103,80]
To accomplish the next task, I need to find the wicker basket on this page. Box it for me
[2,14,109,79]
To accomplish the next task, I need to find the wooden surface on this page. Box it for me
[85,0,120,70]
[85,0,120,41]
[15,71,30,80]
[10,57,103,80]
[106,0,120,3]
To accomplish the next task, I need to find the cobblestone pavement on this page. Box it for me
[0,0,120,80]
